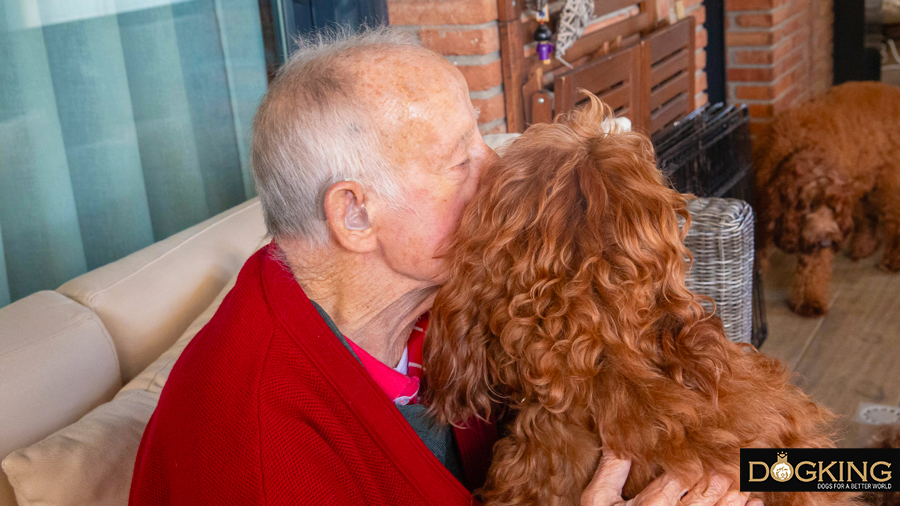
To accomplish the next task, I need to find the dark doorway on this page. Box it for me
[834,0,866,83]
[704,0,727,104]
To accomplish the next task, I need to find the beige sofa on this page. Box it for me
[0,198,268,506]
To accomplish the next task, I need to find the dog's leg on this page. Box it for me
[848,195,880,261]
[875,167,900,271]
[789,248,834,317]
[481,408,600,506]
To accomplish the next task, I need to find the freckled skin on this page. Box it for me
[353,49,495,283]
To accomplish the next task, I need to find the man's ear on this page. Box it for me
[323,180,378,253]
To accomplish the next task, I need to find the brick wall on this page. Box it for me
[725,0,833,135]
[388,0,508,134]
[685,0,710,108]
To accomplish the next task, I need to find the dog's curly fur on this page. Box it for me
[861,425,900,506]
[424,95,858,506]
[755,82,900,317]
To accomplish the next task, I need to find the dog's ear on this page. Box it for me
[422,287,497,426]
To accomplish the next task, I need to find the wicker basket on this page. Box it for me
[681,198,755,344]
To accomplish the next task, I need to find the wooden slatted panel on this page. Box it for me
[552,45,640,126]
[650,93,688,133]
[594,0,645,18]
[650,48,689,87]
[598,83,632,112]
[647,18,692,63]
[640,17,695,136]
[649,72,690,110]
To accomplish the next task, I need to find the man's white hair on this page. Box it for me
[251,26,421,247]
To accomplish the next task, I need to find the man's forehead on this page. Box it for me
[353,53,473,168]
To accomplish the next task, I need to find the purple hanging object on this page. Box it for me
[537,42,554,63]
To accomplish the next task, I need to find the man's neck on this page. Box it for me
[281,240,437,368]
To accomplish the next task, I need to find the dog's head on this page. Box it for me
[424,93,721,426]
[760,149,853,255]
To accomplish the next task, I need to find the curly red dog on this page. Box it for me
[756,82,900,316]
[424,94,858,506]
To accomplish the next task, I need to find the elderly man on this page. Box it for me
[130,28,754,506]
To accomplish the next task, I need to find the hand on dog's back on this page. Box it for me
[581,450,761,506]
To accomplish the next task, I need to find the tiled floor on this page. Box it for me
[758,248,900,448]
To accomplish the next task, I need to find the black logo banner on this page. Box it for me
[740,448,900,492]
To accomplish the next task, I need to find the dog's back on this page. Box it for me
[756,82,900,191]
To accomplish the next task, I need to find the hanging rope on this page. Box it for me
[555,0,594,63]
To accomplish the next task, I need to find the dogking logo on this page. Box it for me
[770,452,793,482]
[741,448,900,492]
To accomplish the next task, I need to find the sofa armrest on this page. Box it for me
[0,291,121,506]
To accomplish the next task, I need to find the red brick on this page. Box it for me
[388,0,498,25]
[696,49,707,71]
[455,59,502,92]
[747,103,774,118]
[773,13,805,43]
[726,30,774,47]
[733,49,773,65]
[419,25,500,56]
[727,66,774,82]
[695,27,708,50]
[656,0,672,22]
[771,25,809,61]
[725,0,783,10]
[479,120,508,135]
[695,71,708,94]
[695,92,709,108]
[686,5,706,26]
[772,65,800,95]
[471,92,505,124]
[773,83,804,113]
[773,45,806,78]
[735,13,774,28]
[734,85,772,100]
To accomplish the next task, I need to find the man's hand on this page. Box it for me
[581,450,764,506]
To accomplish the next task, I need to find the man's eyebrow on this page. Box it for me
[457,129,474,150]
[445,129,475,165]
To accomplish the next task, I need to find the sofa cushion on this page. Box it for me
[2,267,243,506]
[57,198,266,383]
[0,291,121,506]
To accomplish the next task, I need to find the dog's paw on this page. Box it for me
[848,237,879,261]
[789,298,828,317]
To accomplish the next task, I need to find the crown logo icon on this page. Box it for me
[771,452,793,482]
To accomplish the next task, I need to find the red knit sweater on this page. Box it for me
[129,244,495,505]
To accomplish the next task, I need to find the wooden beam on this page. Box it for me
[531,91,553,125]
[497,0,521,22]
[499,17,526,133]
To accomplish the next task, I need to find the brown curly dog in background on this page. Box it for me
[861,425,900,506]
[423,95,857,506]
[755,82,900,317]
